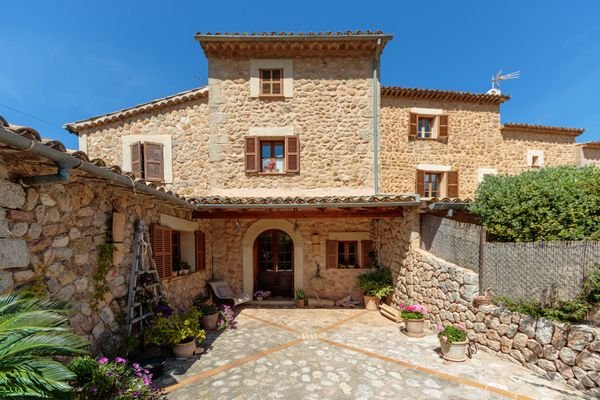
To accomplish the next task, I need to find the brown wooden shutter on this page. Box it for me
[285,136,300,173]
[409,113,418,140]
[438,115,449,141]
[144,142,164,182]
[416,170,425,197]
[130,142,143,178]
[326,240,338,269]
[245,136,258,173]
[151,224,173,279]
[195,231,206,271]
[361,240,374,268]
[446,170,459,198]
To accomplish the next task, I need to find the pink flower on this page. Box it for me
[436,324,443,333]
[442,336,448,342]
[458,322,466,330]
[114,357,126,364]
[98,357,109,365]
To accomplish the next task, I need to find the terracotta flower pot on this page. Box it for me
[403,318,426,338]
[295,299,306,308]
[440,339,468,362]
[201,313,219,331]
[173,339,196,359]
[364,296,380,311]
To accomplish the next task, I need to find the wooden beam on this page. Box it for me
[192,207,404,220]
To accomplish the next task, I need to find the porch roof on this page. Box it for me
[190,195,420,219]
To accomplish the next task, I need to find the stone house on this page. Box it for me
[0,31,590,347]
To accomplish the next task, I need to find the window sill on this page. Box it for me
[162,270,204,283]
[258,95,286,100]
[333,267,372,271]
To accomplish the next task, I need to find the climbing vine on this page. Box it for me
[92,232,115,310]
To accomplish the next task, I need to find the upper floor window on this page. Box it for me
[261,140,285,173]
[409,113,448,141]
[416,169,459,198]
[245,136,299,174]
[259,68,283,97]
[130,141,164,182]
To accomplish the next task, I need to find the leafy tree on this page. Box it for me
[470,166,600,242]
[0,293,88,398]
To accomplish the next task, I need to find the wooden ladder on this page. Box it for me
[125,220,166,337]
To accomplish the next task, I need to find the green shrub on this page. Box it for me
[470,166,600,242]
[357,267,393,299]
[145,309,205,346]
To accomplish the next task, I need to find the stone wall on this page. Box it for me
[379,97,578,198]
[0,157,212,354]
[211,215,414,301]
[394,248,600,395]
[82,98,211,197]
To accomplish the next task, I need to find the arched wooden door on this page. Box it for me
[255,229,294,297]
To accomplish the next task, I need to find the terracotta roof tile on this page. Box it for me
[381,86,509,105]
[195,30,389,38]
[502,123,584,136]
[189,195,418,207]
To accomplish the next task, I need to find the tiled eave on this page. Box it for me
[577,141,600,149]
[64,87,208,133]
[195,31,392,57]
[190,195,419,209]
[381,86,509,105]
[502,123,584,136]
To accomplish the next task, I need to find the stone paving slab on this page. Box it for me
[162,308,590,399]
[321,310,586,400]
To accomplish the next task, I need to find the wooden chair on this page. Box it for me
[208,281,251,307]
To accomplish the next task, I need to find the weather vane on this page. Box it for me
[487,69,520,95]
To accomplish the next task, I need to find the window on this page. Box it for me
[325,239,373,269]
[130,142,164,182]
[417,117,435,138]
[338,241,358,268]
[409,113,448,141]
[527,150,544,168]
[260,141,285,173]
[259,68,283,97]
[416,170,459,198]
[151,224,206,279]
[245,136,300,174]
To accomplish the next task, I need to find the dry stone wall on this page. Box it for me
[0,158,212,354]
[394,248,600,395]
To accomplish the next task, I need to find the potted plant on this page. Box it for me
[146,308,206,359]
[357,267,393,311]
[400,303,428,337]
[198,303,220,331]
[254,290,269,301]
[172,262,182,276]
[436,322,469,362]
[294,289,307,307]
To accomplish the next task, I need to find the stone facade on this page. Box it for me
[379,97,578,197]
[0,155,212,353]
[392,248,600,395]
[211,215,413,301]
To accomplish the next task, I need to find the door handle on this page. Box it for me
[274,264,278,272]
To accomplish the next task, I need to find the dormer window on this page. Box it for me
[259,68,283,97]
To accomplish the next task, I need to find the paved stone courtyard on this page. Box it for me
[158,308,589,399]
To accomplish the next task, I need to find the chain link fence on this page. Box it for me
[421,214,600,302]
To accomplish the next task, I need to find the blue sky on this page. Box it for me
[1,0,599,149]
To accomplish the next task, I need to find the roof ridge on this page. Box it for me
[502,122,584,135]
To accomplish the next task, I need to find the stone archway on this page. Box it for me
[241,220,304,296]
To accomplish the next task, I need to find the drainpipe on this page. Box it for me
[372,38,382,194]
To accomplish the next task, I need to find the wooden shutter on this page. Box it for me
[438,115,449,141]
[416,170,425,197]
[245,136,258,173]
[151,224,172,279]
[144,142,164,182]
[130,142,143,178]
[326,240,338,269]
[409,113,418,139]
[446,170,459,198]
[285,136,300,173]
[195,231,206,271]
[361,240,374,268]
